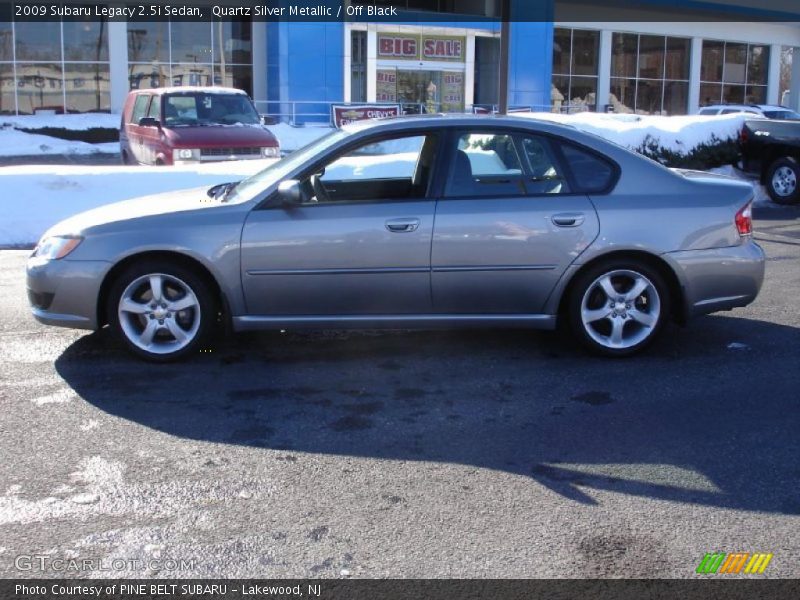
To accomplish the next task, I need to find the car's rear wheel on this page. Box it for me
[568,260,669,357]
[107,261,215,362]
[766,157,800,205]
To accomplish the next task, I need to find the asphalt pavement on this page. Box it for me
[1,208,799,579]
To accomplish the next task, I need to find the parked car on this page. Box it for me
[740,118,800,204]
[28,115,764,361]
[119,87,280,166]
[697,103,800,120]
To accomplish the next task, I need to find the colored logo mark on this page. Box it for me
[696,552,773,574]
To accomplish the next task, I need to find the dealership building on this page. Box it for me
[2,1,800,120]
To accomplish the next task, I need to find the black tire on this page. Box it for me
[765,157,800,205]
[106,259,217,362]
[567,259,671,358]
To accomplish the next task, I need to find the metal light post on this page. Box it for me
[498,0,511,114]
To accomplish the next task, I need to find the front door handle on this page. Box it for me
[551,212,585,227]
[386,218,420,233]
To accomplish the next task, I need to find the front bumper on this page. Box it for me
[664,240,766,318]
[26,257,111,330]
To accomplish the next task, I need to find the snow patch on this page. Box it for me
[517,112,753,155]
[0,127,118,157]
[0,160,276,245]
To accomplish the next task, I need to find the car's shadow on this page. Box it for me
[55,315,800,515]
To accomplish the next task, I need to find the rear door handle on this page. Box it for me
[386,218,420,233]
[551,212,585,227]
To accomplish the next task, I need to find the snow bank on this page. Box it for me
[0,160,276,246]
[266,123,332,152]
[0,128,118,157]
[518,112,752,154]
[0,112,120,131]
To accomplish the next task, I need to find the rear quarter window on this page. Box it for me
[559,142,616,194]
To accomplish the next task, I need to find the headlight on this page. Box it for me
[261,146,280,158]
[173,148,198,161]
[32,236,83,260]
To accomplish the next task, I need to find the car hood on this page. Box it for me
[42,187,225,239]
[164,124,278,147]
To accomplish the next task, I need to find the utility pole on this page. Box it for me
[497,0,511,114]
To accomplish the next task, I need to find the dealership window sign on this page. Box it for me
[377,34,466,63]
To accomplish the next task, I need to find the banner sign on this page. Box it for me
[377,34,466,63]
[332,104,401,127]
[441,71,464,112]
[421,36,465,62]
[377,34,419,60]
[376,69,397,102]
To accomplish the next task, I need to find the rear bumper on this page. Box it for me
[26,257,111,330]
[664,240,765,318]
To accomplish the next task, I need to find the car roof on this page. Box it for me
[702,103,789,111]
[342,113,578,133]
[129,86,247,96]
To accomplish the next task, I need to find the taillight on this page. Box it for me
[740,127,749,144]
[735,201,753,236]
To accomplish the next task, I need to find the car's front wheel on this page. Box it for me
[107,261,216,362]
[568,260,669,357]
[766,157,800,204]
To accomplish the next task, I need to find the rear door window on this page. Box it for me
[517,135,570,195]
[130,95,150,124]
[445,132,526,197]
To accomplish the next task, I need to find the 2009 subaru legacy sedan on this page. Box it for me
[27,115,765,361]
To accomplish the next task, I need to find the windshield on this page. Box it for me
[225,129,350,204]
[763,110,800,120]
[163,92,261,126]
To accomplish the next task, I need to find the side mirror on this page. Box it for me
[138,117,160,128]
[276,179,302,206]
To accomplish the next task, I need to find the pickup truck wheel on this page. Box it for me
[766,157,800,205]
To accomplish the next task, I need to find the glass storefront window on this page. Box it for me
[127,23,168,63]
[215,63,252,91]
[0,62,15,114]
[15,63,63,114]
[611,32,690,115]
[0,22,12,62]
[127,21,253,94]
[612,33,637,79]
[64,63,110,112]
[699,41,770,106]
[14,22,61,62]
[129,63,169,90]
[63,21,108,62]
[552,28,599,112]
[214,20,252,65]
[638,35,665,80]
[665,37,690,80]
[171,22,212,65]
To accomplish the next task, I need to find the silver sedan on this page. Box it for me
[26,115,765,361]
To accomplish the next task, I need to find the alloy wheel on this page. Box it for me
[117,273,201,355]
[580,269,661,350]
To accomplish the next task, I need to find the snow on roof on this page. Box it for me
[131,86,248,96]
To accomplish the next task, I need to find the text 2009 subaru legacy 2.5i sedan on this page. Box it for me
[26,115,765,361]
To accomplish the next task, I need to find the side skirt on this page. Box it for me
[232,314,557,332]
